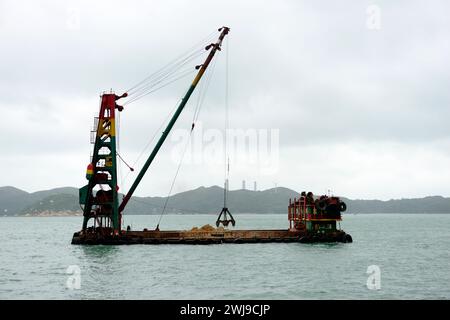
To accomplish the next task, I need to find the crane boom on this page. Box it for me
[118,27,230,216]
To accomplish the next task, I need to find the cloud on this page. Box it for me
[0,0,449,200]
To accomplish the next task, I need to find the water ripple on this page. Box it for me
[0,214,449,299]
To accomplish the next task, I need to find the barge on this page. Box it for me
[71,192,352,245]
[71,27,352,245]
[72,228,351,245]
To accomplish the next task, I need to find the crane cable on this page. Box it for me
[155,55,219,230]
[124,67,196,105]
[117,29,221,226]
[119,32,218,190]
[121,99,182,192]
[123,31,218,104]
[125,57,200,102]
[125,30,216,94]
[223,36,230,207]
[125,49,202,97]
[128,48,204,93]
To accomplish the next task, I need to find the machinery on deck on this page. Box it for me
[288,192,352,243]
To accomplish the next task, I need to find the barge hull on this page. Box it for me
[71,229,352,245]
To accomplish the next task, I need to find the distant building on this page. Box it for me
[253,181,257,191]
[242,180,246,190]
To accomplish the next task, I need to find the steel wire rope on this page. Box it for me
[120,98,182,194]
[125,30,217,95]
[155,129,194,230]
[126,50,198,96]
[124,67,197,105]
[119,30,222,224]
[223,36,230,207]
[125,49,206,100]
[155,54,219,229]
[125,30,217,94]
[119,68,197,193]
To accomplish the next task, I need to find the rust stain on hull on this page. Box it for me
[71,229,352,245]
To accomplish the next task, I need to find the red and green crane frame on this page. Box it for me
[79,27,230,233]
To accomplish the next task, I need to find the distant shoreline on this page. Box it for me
[3,212,450,217]
[2,185,450,216]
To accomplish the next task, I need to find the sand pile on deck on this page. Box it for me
[189,224,225,232]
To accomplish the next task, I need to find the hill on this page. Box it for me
[1,185,450,216]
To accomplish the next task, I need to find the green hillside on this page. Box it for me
[1,185,450,216]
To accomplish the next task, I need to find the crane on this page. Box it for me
[72,26,353,245]
[78,27,230,235]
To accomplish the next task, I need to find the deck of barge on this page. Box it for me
[71,228,352,245]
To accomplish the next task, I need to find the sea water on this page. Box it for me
[0,214,449,299]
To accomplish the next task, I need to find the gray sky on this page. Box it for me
[1,0,449,200]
